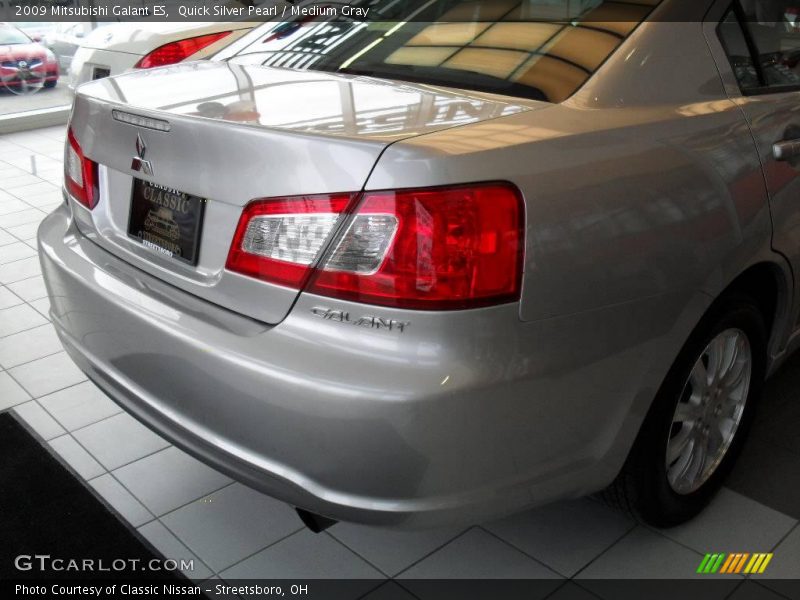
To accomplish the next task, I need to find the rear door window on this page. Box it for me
[718,0,800,93]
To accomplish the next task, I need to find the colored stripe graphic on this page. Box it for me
[722,554,739,574]
[734,553,749,574]
[697,554,713,573]
[758,554,774,574]
[711,554,726,573]
[720,554,736,574]
[701,554,722,573]
[701,553,774,575]
[745,554,761,574]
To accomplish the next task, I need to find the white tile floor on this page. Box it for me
[1,127,799,599]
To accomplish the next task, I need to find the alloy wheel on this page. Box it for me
[666,328,752,495]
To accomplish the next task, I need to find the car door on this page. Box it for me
[706,0,800,334]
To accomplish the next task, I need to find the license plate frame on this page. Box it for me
[127,178,206,266]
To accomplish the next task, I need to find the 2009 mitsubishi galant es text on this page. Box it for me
[38,0,800,529]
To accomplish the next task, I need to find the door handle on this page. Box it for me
[773,139,800,161]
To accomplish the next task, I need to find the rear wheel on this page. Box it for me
[603,294,766,527]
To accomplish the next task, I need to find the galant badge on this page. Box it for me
[131,132,154,176]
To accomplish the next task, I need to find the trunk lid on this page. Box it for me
[69,61,532,324]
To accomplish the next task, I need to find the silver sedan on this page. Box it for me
[38,0,800,529]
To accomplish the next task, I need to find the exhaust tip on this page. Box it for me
[296,508,338,533]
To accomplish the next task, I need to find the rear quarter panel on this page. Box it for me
[369,22,771,320]
[365,22,776,481]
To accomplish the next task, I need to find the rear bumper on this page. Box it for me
[39,203,671,527]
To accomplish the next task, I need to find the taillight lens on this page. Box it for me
[134,31,233,69]
[226,194,355,289]
[310,184,524,310]
[65,128,98,210]
[227,183,524,310]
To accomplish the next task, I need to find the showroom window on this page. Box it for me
[0,21,86,120]
[718,0,800,93]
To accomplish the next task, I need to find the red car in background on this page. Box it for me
[0,23,59,90]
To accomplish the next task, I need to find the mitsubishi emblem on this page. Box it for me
[131,132,154,176]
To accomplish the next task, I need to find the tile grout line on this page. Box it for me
[149,515,220,579]
[67,427,172,478]
[46,429,109,479]
[768,520,799,555]
[568,523,639,581]
[58,405,128,436]
[323,529,393,578]
[1,348,64,373]
[34,381,125,434]
[0,282,25,307]
[750,580,796,600]
[0,252,38,268]
[6,366,91,426]
[211,526,308,580]
[390,527,477,580]
[542,581,602,600]
[63,424,250,564]
[0,315,51,341]
[155,484,264,579]
[5,366,40,405]
[0,260,42,275]
[0,251,43,269]
[477,525,566,579]
[155,480,239,523]
[722,580,748,600]
[0,204,48,220]
[354,582,421,600]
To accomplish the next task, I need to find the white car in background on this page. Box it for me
[68,22,256,93]
[46,22,107,71]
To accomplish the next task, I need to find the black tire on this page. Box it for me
[44,79,57,89]
[602,293,766,527]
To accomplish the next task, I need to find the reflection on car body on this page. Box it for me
[143,207,181,241]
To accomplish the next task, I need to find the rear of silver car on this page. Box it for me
[40,71,563,526]
[39,1,756,526]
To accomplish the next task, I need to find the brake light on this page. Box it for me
[310,183,524,310]
[134,31,233,69]
[65,128,98,210]
[226,194,355,289]
[227,183,524,310]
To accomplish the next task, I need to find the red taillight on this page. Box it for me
[65,128,98,210]
[226,194,356,289]
[134,31,233,69]
[310,183,524,310]
[226,183,524,310]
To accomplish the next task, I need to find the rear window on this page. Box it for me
[216,0,661,103]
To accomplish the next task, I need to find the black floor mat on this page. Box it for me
[0,411,182,580]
